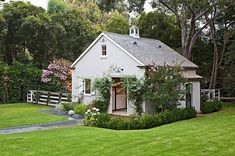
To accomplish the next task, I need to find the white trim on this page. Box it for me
[100,56,107,59]
[70,33,103,68]
[70,32,145,68]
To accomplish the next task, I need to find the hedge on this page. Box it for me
[0,61,66,103]
[89,107,197,130]
[201,101,223,114]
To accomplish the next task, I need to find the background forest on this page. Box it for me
[0,0,234,103]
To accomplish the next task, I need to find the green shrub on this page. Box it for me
[182,107,197,119]
[93,100,108,113]
[62,102,78,111]
[141,115,156,129]
[128,117,143,129]
[201,101,223,114]
[107,118,130,130]
[92,107,197,130]
[74,104,88,115]
[93,113,111,128]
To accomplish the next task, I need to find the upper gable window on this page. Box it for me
[102,45,107,56]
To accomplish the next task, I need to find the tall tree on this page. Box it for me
[51,10,95,61]
[205,2,235,88]
[21,13,65,66]
[0,14,6,60]
[2,1,44,64]
[138,12,181,49]
[128,0,146,14]
[48,0,68,14]
[95,0,127,13]
[151,0,220,60]
[106,11,129,34]
[221,39,235,96]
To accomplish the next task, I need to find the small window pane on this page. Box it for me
[85,79,91,94]
[102,45,106,56]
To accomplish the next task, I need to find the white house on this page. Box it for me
[71,26,202,116]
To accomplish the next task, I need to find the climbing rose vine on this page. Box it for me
[41,59,72,92]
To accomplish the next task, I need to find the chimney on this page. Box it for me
[129,25,140,38]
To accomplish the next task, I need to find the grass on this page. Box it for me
[0,103,66,128]
[0,104,234,155]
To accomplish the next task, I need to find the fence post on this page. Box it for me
[58,92,62,104]
[47,91,49,106]
[36,90,39,104]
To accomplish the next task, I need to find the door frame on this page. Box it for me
[112,78,127,111]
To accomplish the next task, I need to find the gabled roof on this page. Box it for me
[71,32,198,69]
[103,32,198,68]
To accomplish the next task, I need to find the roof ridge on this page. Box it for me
[103,32,161,42]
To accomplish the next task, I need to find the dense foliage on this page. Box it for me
[0,61,64,103]
[85,107,196,130]
[74,104,88,115]
[138,12,181,50]
[122,76,145,115]
[201,101,223,114]
[122,64,186,114]
[106,11,129,34]
[62,102,79,111]
[93,77,113,113]
[144,64,186,112]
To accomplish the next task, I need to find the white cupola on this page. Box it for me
[129,25,140,38]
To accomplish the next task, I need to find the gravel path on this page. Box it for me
[0,120,82,134]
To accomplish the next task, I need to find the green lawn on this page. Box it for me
[0,103,66,128]
[0,104,234,156]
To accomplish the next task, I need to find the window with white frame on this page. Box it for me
[102,45,107,56]
[84,79,91,94]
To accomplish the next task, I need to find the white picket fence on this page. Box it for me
[27,90,71,106]
[201,89,221,101]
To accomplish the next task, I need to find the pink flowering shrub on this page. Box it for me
[41,59,72,92]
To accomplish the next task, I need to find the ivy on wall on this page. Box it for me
[93,77,113,113]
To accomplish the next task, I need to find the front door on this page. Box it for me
[112,78,127,111]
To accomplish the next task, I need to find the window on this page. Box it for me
[185,83,193,108]
[102,45,106,56]
[84,79,91,94]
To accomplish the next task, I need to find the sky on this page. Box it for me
[27,0,153,12]
[27,0,48,9]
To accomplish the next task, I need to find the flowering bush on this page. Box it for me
[144,64,186,112]
[83,107,100,126]
[41,59,72,92]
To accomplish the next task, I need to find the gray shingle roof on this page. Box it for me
[103,32,198,68]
